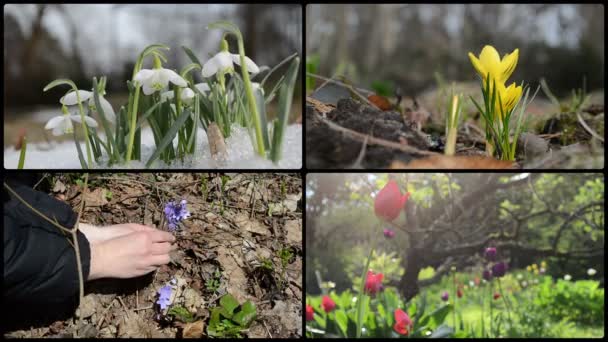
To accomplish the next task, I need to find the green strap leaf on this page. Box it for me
[17,136,27,169]
[72,130,88,169]
[270,57,300,162]
[43,78,77,92]
[181,46,202,66]
[145,107,193,168]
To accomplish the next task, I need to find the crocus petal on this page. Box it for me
[163,68,187,87]
[60,90,93,105]
[202,51,233,78]
[231,54,260,74]
[500,48,519,82]
[478,45,502,80]
[468,52,486,80]
[194,83,211,93]
[133,69,154,84]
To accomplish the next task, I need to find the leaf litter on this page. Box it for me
[4,173,302,338]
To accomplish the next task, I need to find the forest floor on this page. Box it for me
[306,81,604,169]
[4,173,302,338]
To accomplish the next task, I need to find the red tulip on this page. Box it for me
[306,304,314,321]
[321,295,336,312]
[457,288,463,298]
[374,180,410,222]
[364,270,384,295]
[493,292,501,300]
[393,308,413,336]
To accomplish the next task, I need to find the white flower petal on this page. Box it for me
[231,54,259,74]
[160,90,175,102]
[202,51,233,78]
[133,69,154,83]
[163,69,187,87]
[142,82,156,96]
[98,96,116,123]
[60,90,93,105]
[44,115,66,130]
[181,88,195,101]
[194,83,210,94]
[71,114,98,128]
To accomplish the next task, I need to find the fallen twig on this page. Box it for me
[316,113,439,156]
[576,112,604,142]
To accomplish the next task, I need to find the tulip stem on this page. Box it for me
[356,232,377,338]
[452,271,457,330]
[497,278,512,327]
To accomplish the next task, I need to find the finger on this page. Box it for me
[150,242,173,255]
[126,223,157,232]
[148,254,171,266]
[148,229,176,243]
[140,266,158,275]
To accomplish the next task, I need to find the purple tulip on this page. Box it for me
[484,247,497,261]
[483,269,492,281]
[492,262,507,278]
[383,228,396,239]
[441,291,449,301]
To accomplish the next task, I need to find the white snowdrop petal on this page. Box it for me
[142,82,155,96]
[71,114,99,128]
[164,69,187,87]
[160,90,174,102]
[231,54,259,74]
[202,52,233,78]
[194,83,210,93]
[60,90,93,105]
[96,96,116,123]
[134,69,154,83]
[44,115,65,129]
[181,88,195,100]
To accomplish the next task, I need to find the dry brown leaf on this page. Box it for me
[234,212,270,236]
[306,96,335,115]
[391,155,517,169]
[207,123,227,158]
[83,188,109,207]
[182,320,205,338]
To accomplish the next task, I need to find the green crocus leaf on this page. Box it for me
[232,300,257,327]
[219,294,240,317]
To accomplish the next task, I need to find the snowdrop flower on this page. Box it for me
[60,89,116,123]
[202,39,259,78]
[587,268,597,276]
[194,82,211,94]
[160,87,195,105]
[133,55,187,95]
[45,106,98,136]
[564,274,572,281]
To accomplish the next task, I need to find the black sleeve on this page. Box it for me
[3,184,91,307]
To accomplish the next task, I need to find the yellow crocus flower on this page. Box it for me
[541,261,547,268]
[468,45,519,85]
[493,82,523,118]
[526,265,532,272]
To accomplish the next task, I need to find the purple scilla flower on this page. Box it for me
[483,269,492,281]
[484,247,497,261]
[441,291,449,301]
[157,285,172,310]
[383,228,395,239]
[164,199,190,231]
[492,262,507,278]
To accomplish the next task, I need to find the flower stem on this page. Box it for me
[236,36,265,156]
[452,271,457,330]
[497,278,512,326]
[489,281,493,337]
[125,86,141,163]
[75,91,93,166]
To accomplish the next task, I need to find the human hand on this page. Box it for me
[88,229,176,280]
[79,223,160,244]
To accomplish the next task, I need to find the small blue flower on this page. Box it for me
[157,285,173,310]
[164,199,191,231]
